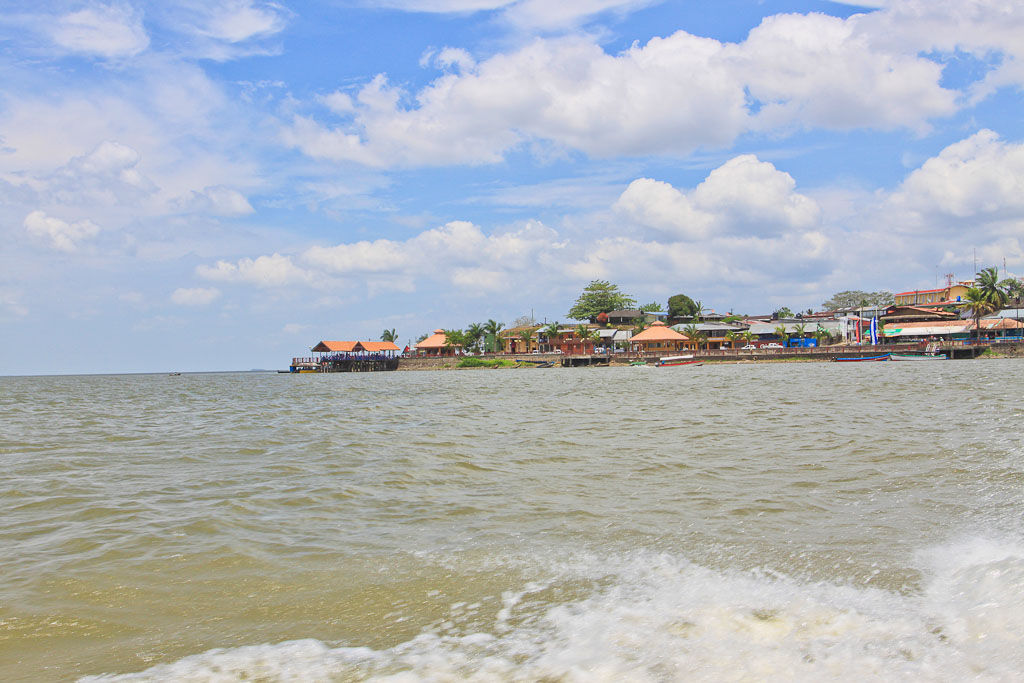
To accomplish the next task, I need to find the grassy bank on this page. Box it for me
[457,357,520,368]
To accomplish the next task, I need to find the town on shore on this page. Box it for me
[287,269,1024,371]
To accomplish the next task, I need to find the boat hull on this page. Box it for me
[656,360,704,367]
[890,353,946,361]
[832,354,891,362]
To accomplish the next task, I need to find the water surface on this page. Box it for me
[3,362,1023,681]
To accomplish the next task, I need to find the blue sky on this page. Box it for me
[2,0,1024,374]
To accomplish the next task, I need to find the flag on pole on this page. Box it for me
[869,316,878,345]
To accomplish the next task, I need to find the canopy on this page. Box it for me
[630,321,689,343]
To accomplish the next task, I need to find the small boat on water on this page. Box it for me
[656,355,703,367]
[832,354,891,362]
[890,353,946,361]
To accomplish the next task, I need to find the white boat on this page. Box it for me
[889,353,946,361]
[656,355,703,367]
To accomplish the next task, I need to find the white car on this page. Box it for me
[763,343,783,348]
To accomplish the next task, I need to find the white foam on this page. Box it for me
[82,542,1024,682]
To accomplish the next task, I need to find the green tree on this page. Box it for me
[822,290,894,310]
[667,293,698,319]
[724,330,738,349]
[959,288,998,341]
[443,329,468,353]
[576,324,596,347]
[567,280,636,322]
[692,300,706,323]
[774,324,789,346]
[483,319,504,352]
[793,322,808,340]
[518,328,533,353]
[999,277,1024,302]
[639,302,663,312]
[976,266,1008,309]
[741,329,755,345]
[541,321,561,351]
[814,325,831,346]
[465,322,485,353]
[511,314,536,328]
[682,322,706,350]
[773,307,793,319]
[380,328,397,343]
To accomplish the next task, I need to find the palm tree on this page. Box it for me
[976,266,1009,309]
[380,328,397,343]
[465,322,485,353]
[484,319,504,353]
[774,324,789,347]
[692,300,705,323]
[576,324,596,353]
[518,328,533,353]
[541,321,561,352]
[741,329,755,345]
[814,325,830,346]
[792,322,807,347]
[682,322,706,350]
[724,330,737,349]
[959,287,999,342]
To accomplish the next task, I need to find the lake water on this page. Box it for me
[3,362,1024,681]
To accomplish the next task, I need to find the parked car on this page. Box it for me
[763,343,783,348]
[741,344,757,349]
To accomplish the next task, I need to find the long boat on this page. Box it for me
[832,354,891,362]
[656,355,703,367]
[890,353,946,361]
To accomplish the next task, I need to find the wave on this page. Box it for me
[80,537,1024,682]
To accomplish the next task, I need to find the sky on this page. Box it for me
[2,0,1024,374]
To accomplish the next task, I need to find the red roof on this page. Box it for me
[417,330,457,349]
[361,341,400,352]
[894,287,947,296]
[312,340,358,352]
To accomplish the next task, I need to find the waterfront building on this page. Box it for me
[629,321,693,353]
[415,329,460,356]
[893,281,972,307]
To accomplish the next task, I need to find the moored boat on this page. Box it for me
[656,355,703,367]
[890,353,946,361]
[832,354,891,362]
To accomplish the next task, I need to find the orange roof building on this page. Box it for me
[415,329,460,356]
[311,340,400,355]
[629,321,694,353]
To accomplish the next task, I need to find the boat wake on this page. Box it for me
[81,537,1024,682]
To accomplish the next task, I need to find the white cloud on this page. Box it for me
[369,0,661,31]
[24,210,100,252]
[284,33,746,167]
[157,0,289,60]
[197,253,315,287]
[502,0,661,31]
[170,287,221,306]
[615,155,820,239]
[177,186,255,216]
[282,322,310,334]
[304,219,564,292]
[733,12,956,132]
[49,2,149,58]
[892,130,1024,219]
[198,0,288,43]
[286,6,969,169]
[0,289,29,318]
